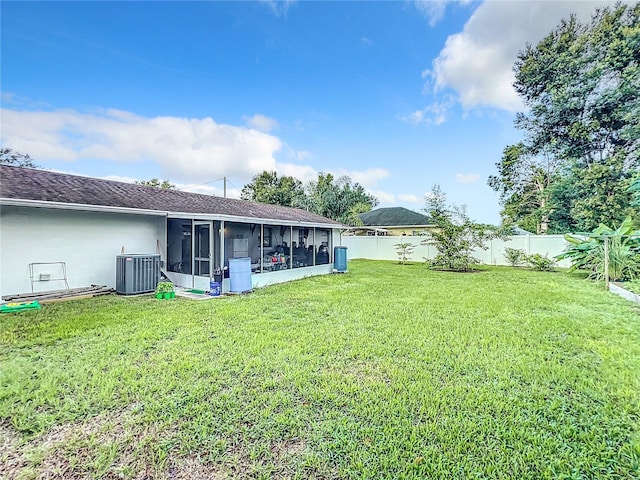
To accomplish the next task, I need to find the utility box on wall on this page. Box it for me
[116,254,160,294]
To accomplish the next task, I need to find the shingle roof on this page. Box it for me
[0,166,340,226]
[359,207,432,227]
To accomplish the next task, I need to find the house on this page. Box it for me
[511,226,534,235]
[346,207,433,236]
[0,166,342,296]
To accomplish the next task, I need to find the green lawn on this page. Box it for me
[1,260,639,479]
[625,280,640,295]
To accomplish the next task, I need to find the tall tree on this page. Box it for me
[297,173,378,225]
[135,178,175,189]
[488,143,561,234]
[492,4,640,232]
[240,171,304,207]
[423,184,448,220]
[631,174,640,207]
[0,148,39,168]
[569,158,636,230]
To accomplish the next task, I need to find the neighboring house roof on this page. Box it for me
[359,207,432,228]
[512,226,534,235]
[0,166,340,226]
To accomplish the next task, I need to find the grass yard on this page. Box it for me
[625,281,640,295]
[1,260,639,479]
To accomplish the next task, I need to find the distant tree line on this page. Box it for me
[0,148,377,225]
[489,3,639,234]
[241,170,378,225]
[0,148,39,168]
[134,178,175,189]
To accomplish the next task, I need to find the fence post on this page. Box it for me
[604,235,609,290]
[490,239,494,265]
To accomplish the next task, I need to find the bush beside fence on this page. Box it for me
[340,235,571,268]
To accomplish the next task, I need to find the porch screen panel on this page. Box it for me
[292,227,312,268]
[316,228,331,264]
[167,219,192,274]
[224,222,260,273]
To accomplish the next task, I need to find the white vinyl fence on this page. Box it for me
[340,235,572,268]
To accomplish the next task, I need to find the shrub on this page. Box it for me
[155,281,174,293]
[556,216,640,281]
[526,253,556,271]
[504,247,527,267]
[422,212,507,272]
[422,186,507,272]
[394,242,416,265]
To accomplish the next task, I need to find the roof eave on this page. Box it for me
[1,198,342,228]
[0,198,168,217]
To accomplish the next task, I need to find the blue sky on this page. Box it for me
[1,1,615,223]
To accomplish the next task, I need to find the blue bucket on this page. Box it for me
[334,246,348,272]
[209,280,221,296]
[229,257,252,292]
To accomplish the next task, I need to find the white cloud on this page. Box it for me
[1,107,284,184]
[357,190,422,207]
[260,0,297,16]
[398,193,421,203]
[275,162,318,183]
[282,144,313,162]
[370,190,397,204]
[413,0,448,27]
[294,150,312,161]
[398,96,454,126]
[244,114,279,132]
[335,167,390,189]
[455,172,480,184]
[428,1,616,112]
[1,105,397,203]
[413,0,473,26]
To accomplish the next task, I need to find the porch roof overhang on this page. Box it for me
[167,211,341,228]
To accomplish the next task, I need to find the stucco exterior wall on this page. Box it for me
[0,206,165,296]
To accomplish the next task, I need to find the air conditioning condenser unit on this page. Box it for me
[116,254,160,295]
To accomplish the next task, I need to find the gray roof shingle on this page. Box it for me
[359,207,432,227]
[0,166,340,226]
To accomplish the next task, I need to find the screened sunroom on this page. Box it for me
[165,217,337,292]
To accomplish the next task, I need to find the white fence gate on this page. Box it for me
[340,235,571,268]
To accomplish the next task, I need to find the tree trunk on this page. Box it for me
[539,196,549,235]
